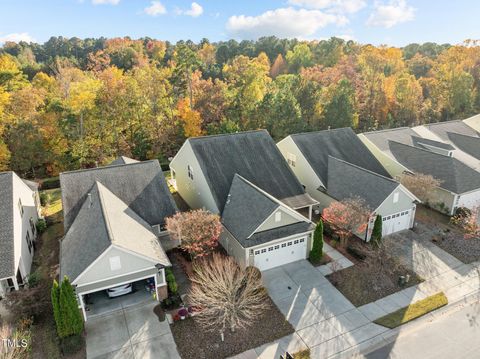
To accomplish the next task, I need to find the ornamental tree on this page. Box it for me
[51,279,64,337]
[188,253,268,335]
[371,214,383,247]
[400,172,441,204]
[166,209,222,259]
[59,276,84,337]
[322,197,371,248]
[451,206,480,238]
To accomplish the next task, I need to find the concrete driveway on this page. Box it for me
[85,301,180,359]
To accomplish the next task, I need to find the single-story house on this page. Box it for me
[388,141,480,215]
[60,159,178,320]
[169,130,318,270]
[220,174,315,271]
[0,172,41,297]
[277,128,418,238]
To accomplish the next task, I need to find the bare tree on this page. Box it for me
[166,209,222,259]
[400,172,441,204]
[188,254,268,337]
[322,197,371,247]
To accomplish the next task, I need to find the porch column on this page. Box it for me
[13,277,19,291]
[154,273,160,302]
[308,205,313,221]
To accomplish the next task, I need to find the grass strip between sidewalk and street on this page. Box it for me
[374,292,448,329]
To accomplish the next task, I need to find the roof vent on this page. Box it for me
[226,193,231,204]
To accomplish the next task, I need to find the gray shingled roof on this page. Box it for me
[326,157,400,210]
[411,136,454,151]
[0,172,14,279]
[221,174,278,242]
[291,128,391,185]
[424,120,479,142]
[362,127,417,156]
[109,156,139,166]
[60,160,177,232]
[188,130,316,212]
[447,132,480,160]
[388,141,480,194]
[60,182,170,282]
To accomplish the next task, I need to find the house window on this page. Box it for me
[274,245,280,249]
[393,192,399,203]
[261,249,267,253]
[300,238,304,243]
[281,243,286,248]
[294,240,299,244]
[268,247,273,252]
[18,199,24,217]
[109,256,122,271]
[255,250,260,255]
[29,218,36,236]
[275,211,282,222]
[26,232,32,254]
[187,165,194,180]
[287,152,296,167]
[287,242,292,246]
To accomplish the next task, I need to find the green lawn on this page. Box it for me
[374,292,448,329]
[40,188,63,221]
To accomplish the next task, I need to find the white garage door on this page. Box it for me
[382,210,412,236]
[253,237,307,271]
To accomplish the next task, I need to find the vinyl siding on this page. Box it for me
[219,229,248,267]
[12,174,39,281]
[376,186,415,216]
[255,207,299,233]
[357,134,410,178]
[74,246,157,286]
[277,136,324,205]
[169,141,219,213]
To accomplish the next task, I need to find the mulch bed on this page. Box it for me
[308,252,332,267]
[171,297,294,359]
[434,235,480,264]
[326,239,423,307]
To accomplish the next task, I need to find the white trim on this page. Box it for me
[154,272,159,301]
[76,273,158,296]
[248,230,314,251]
[75,266,158,287]
[79,293,87,321]
[72,246,113,285]
[113,244,171,267]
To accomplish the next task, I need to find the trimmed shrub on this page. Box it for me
[51,279,64,337]
[165,268,178,295]
[309,220,324,262]
[36,218,47,234]
[371,215,382,247]
[59,276,84,337]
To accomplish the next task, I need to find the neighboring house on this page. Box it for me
[0,172,41,298]
[59,159,178,320]
[169,130,318,219]
[277,128,418,238]
[388,141,480,215]
[220,174,315,271]
[412,120,480,171]
[169,130,318,270]
[358,127,455,178]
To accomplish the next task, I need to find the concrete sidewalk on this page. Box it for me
[231,234,480,359]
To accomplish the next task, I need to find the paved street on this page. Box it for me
[365,298,480,359]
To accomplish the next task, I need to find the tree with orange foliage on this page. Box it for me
[177,98,203,138]
[322,197,371,247]
[166,209,222,259]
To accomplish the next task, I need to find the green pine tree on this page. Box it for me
[371,215,383,247]
[310,220,324,262]
[59,276,84,337]
[51,279,64,337]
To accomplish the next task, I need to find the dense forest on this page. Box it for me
[0,36,479,178]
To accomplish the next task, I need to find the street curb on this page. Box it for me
[330,289,480,359]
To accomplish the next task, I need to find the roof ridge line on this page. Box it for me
[60,160,158,176]
[291,127,353,137]
[95,181,116,244]
[362,127,411,135]
[188,129,267,141]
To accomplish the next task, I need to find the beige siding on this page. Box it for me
[169,141,219,213]
[74,246,157,286]
[357,134,410,178]
[428,187,456,215]
[277,136,325,205]
[255,207,299,232]
[219,229,248,267]
[376,186,416,216]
